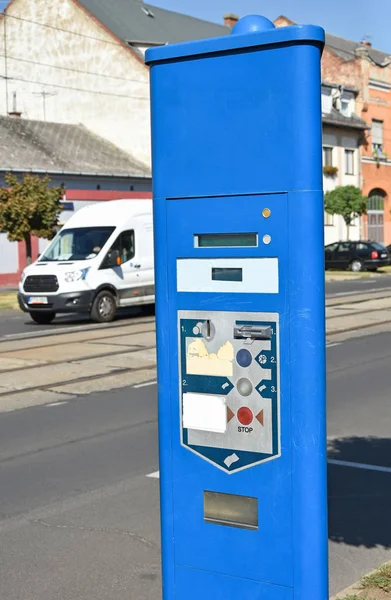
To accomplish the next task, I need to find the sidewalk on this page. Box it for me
[327,295,391,335]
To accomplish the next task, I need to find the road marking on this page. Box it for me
[326,342,342,348]
[46,401,68,407]
[146,471,160,478]
[328,459,391,474]
[134,380,157,389]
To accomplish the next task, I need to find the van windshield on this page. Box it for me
[40,227,115,262]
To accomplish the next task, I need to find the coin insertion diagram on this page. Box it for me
[179,310,280,473]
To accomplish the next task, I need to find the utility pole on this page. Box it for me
[3,9,9,115]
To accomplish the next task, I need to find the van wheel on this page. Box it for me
[350,259,363,273]
[30,311,56,325]
[91,290,116,323]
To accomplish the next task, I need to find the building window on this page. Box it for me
[340,99,350,117]
[372,119,384,155]
[323,146,333,167]
[321,86,332,114]
[345,149,354,175]
[340,91,354,117]
[324,211,334,226]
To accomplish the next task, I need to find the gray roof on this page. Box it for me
[326,32,391,66]
[322,109,367,130]
[0,116,150,177]
[77,0,228,46]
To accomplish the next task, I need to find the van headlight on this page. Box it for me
[20,269,27,283]
[64,268,89,283]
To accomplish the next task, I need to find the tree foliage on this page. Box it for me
[0,173,64,261]
[325,185,367,228]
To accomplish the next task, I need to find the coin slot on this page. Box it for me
[201,319,215,341]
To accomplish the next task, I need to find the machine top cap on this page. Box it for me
[145,15,324,64]
[231,15,275,35]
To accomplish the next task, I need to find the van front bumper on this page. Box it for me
[18,291,94,314]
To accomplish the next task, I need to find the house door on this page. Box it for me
[368,190,385,244]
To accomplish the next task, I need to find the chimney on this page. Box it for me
[224,13,239,28]
[274,15,295,28]
[8,91,22,118]
[361,40,372,47]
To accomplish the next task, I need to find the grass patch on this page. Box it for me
[360,563,391,592]
[0,292,19,310]
[325,271,372,280]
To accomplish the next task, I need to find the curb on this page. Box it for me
[330,559,391,599]
[327,318,391,337]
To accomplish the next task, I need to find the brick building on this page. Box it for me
[276,16,391,245]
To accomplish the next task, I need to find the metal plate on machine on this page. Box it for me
[178,310,280,473]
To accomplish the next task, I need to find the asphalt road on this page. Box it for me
[0,306,154,339]
[0,331,391,598]
[326,272,391,296]
[0,273,390,339]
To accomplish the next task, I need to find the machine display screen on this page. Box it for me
[195,233,257,247]
[211,267,243,282]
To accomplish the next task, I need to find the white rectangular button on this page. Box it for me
[183,393,227,433]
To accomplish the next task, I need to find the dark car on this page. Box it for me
[325,240,389,272]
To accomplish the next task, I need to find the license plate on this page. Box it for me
[381,253,387,258]
[28,296,48,305]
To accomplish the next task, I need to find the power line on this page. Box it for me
[0,53,148,84]
[1,12,128,48]
[0,74,149,99]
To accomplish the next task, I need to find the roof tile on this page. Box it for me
[77,0,228,46]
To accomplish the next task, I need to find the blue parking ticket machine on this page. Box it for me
[146,15,327,600]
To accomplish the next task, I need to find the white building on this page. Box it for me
[0,0,228,167]
[321,83,367,243]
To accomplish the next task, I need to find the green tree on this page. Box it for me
[325,185,367,240]
[0,173,64,264]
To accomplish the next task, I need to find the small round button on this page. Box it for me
[236,349,252,368]
[237,407,254,426]
[237,378,253,397]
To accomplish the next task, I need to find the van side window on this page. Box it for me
[101,230,135,269]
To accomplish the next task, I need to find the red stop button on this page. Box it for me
[237,407,254,426]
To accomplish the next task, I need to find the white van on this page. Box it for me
[18,199,154,324]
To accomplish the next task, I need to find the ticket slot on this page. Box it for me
[204,491,258,530]
[234,325,272,341]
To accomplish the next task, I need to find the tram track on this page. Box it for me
[0,362,157,398]
[0,340,156,376]
[0,315,155,348]
[0,315,157,407]
[0,321,156,358]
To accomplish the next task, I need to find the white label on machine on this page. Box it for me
[176,258,279,294]
[183,393,227,433]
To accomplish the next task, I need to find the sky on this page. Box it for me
[150,0,391,54]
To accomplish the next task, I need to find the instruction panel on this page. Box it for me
[179,310,280,473]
